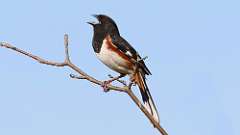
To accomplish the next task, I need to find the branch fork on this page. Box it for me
[0,34,168,135]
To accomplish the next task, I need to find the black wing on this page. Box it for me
[111,35,152,75]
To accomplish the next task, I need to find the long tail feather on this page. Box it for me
[134,71,160,123]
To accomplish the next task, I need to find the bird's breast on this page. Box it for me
[95,36,134,74]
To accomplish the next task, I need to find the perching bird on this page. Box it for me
[88,14,159,123]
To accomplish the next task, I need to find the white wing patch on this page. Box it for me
[125,51,133,57]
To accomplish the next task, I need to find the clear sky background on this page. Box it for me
[0,0,239,135]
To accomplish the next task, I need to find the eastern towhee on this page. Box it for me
[88,14,159,123]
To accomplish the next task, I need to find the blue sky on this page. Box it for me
[0,0,240,135]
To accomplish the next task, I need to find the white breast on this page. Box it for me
[95,39,133,74]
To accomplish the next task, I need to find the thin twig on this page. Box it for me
[0,42,67,67]
[70,74,87,79]
[0,35,168,135]
[64,34,70,62]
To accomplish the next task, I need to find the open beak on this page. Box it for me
[87,21,99,26]
[87,14,99,26]
[87,21,95,26]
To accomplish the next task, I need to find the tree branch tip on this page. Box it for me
[64,34,68,40]
[0,42,7,46]
[0,42,15,50]
[69,74,87,79]
[64,34,69,46]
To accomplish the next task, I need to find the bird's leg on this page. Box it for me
[108,74,127,86]
[102,74,125,92]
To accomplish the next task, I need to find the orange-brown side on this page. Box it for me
[105,35,134,70]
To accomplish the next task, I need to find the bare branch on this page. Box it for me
[64,34,71,62]
[0,35,168,135]
[0,42,67,67]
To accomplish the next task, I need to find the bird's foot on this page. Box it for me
[101,74,125,92]
[101,80,111,92]
[108,74,127,86]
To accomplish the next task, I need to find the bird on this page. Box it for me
[88,14,159,123]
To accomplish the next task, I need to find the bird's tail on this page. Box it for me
[133,71,160,123]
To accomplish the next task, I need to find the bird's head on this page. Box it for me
[87,22,104,34]
[88,14,120,35]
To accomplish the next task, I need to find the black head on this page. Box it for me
[87,15,120,53]
[92,14,120,35]
[87,22,104,33]
[87,22,107,40]
[87,22,107,53]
